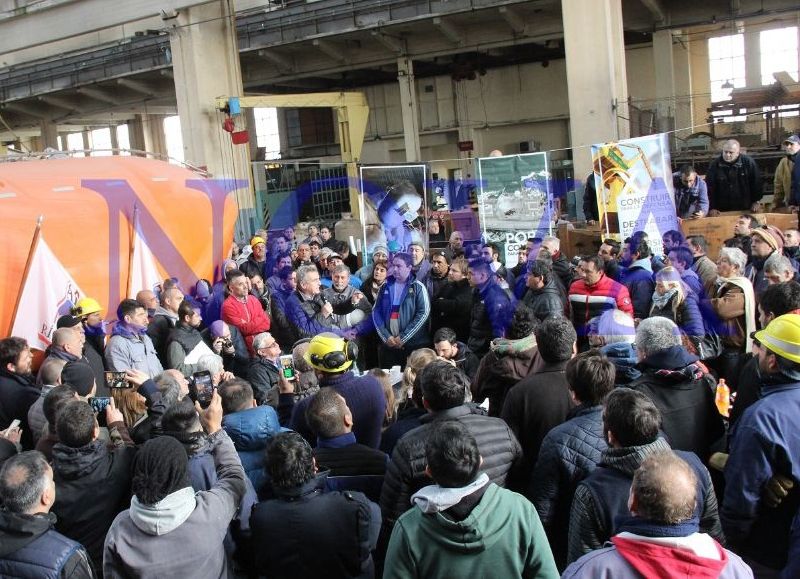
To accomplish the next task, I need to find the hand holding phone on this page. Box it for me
[279,354,296,381]
[190,371,215,409]
[88,397,112,427]
[105,371,132,389]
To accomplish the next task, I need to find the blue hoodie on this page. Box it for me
[222,405,288,494]
[600,342,641,385]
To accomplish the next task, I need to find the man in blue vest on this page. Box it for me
[0,451,94,578]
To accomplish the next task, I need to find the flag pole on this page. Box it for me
[126,204,138,299]
[8,215,44,337]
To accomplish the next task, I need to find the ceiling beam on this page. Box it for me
[370,30,405,54]
[432,17,463,45]
[258,49,295,72]
[498,6,526,35]
[312,39,349,64]
[76,87,119,105]
[116,78,156,97]
[38,95,80,113]
[2,102,48,119]
[640,0,666,22]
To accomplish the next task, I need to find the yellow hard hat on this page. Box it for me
[754,313,800,364]
[305,332,356,373]
[72,297,102,318]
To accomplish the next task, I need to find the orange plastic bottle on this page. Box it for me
[715,378,731,418]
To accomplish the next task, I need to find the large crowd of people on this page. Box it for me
[2,203,800,578]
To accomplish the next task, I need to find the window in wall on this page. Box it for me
[254,107,282,160]
[708,33,747,121]
[57,135,63,150]
[89,128,112,156]
[760,26,799,118]
[116,124,131,156]
[66,132,86,157]
[163,115,185,164]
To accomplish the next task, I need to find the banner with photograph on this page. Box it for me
[591,134,677,255]
[476,152,553,267]
[359,164,428,262]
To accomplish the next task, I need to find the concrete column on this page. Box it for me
[672,31,694,136]
[653,30,675,134]
[141,114,168,158]
[166,0,249,191]
[744,26,761,88]
[39,120,59,149]
[244,107,259,161]
[109,124,119,153]
[397,56,421,162]
[562,0,630,181]
[127,116,147,152]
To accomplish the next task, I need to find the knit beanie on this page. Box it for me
[132,436,191,505]
[60,361,95,396]
[751,225,785,252]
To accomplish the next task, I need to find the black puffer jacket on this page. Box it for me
[522,278,565,321]
[51,436,136,570]
[430,278,472,342]
[530,405,607,568]
[629,345,724,460]
[379,404,522,529]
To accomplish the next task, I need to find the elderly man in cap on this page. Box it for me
[746,224,792,297]
[773,134,800,211]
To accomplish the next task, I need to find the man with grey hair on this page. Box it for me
[323,264,371,329]
[28,357,67,445]
[246,332,284,407]
[286,265,349,340]
[147,285,184,365]
[542,235,574,291]
[763,253,796,285]
[706,138,763,213]
[0,451,95,577]
[629,317,724,460]
[563,451,751,578]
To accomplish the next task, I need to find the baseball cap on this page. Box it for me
[783,135,800,145]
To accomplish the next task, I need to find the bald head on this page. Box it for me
[136,290,158,310]
[630,451,697,524]
[52,328,82,357]
[721,139,741,163]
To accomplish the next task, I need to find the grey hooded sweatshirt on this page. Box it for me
[102,430,246,579]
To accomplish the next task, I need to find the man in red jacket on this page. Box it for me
[221,269,270,355]
[568,255,633,340]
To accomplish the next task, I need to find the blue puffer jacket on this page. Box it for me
[723,379,800,570]
[530,405,607,566]
[620,259,654,320]
[222,405,288,494]
[372,276,431,349]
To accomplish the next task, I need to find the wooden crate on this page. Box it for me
[558,223,604,259]
[681,212,798,258]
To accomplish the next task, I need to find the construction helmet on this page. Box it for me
[305,333,358,373]
[754,313,800,364]
[72,297,102,318]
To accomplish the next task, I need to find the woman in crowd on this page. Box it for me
[710,247,756,382]
[363,261,389,306]
[430,257,472,343]
[649,266,704,345]
[110,387,148,443]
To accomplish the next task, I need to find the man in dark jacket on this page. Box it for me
[203,320,249,378]
[219,378,288,494]
[0,337,39,450]
[501,316,576,487]
[432,327,480,381]
[629,317,724,461]
[166,300,216,377]
[286,265,344,340]
[0,451,94,578]
[146,286,184,365]
[307,387,388,502]
[472,304,543,417]
[723,313,800,574]
[246,332,284,407]
[583,173,599,223]
[706,139,763,212]
[672,165,709,218]
[430,258,472,343]
[55,315,106,396]
[567,388,724,565]
[251,432,380,579]
[531,350,615,569]
[467,259,513,357]
[291,334,386,449]
[51,399,136,571]
[619,234,655,320]
[542,236,574,291]
[380,361,522,531]
[522,259,565,321]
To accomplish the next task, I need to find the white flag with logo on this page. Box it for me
[129,213,162,298]
[10,237,83,350]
